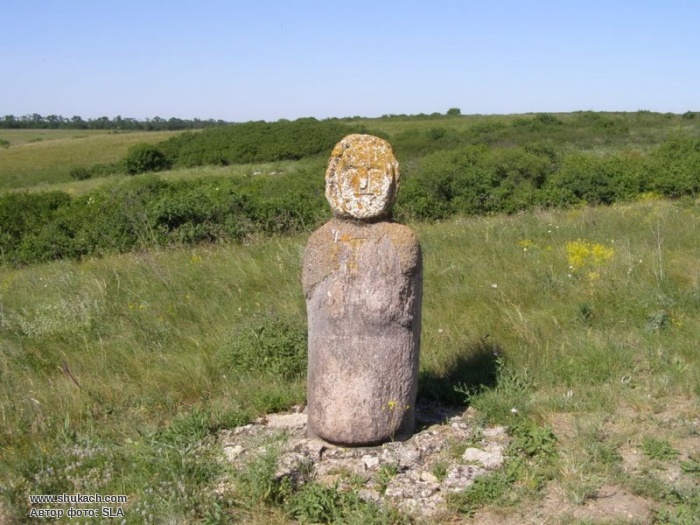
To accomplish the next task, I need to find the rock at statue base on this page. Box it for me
[302,134,422,446]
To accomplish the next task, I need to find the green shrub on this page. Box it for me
[17,220,83,262]
[69,167,92,180]
[0,191,71,264]
[544,151,646,206]
[428,127,446,140]
[0,166,329,266]
[512,117,540,131]
[123,143,170,175]
[469,120,507,137]
[572,111,629,135]
[535,113,562,125]
[217,314,307,380]
[82,175,171,250]
[396,144,558,219]
[392,127,464,159]
[0,138,10,148]
[87,162,121,177]
[158,118,364,168]
[5,134,700,267]
[647,137,700,198]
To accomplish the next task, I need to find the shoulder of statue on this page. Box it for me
[305,220,341,248]
[375,222,422,274]
[302,220,342,295]
[377,222,420,246]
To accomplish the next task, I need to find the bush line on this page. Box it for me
[2,136,699,266]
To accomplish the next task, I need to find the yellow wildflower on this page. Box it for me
[566,239,615,274]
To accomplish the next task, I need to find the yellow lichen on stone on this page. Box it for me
[325,134,399,220]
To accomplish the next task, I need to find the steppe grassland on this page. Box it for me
[1,111,698,197]
[360,111,700,152]
[1,196,699,522]
[0,130,179,191]
[2,113,700,521]
[0,128,111,147]
[0,125,317,197]
[16,158,318,198]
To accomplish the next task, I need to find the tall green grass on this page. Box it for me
[1,199,698,522]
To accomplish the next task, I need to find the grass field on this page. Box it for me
[12,158,316,199]
[1,197,698,523]
[0,131,179,191]
[1,112,699,522]
[0,129,116,147]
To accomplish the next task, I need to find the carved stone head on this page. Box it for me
[325,134,399,220]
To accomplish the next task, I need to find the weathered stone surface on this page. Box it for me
[362,454,380,470]
[303,219,422,445]
[462,446,505,470]
[216,402,511,519]
[223,444,243,462]
[325,134,399,220]
[265,413,307,429]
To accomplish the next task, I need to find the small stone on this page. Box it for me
[380,448,398,464]
[295,439,325,460]
[462,446,504,471]
[483,426,508,439]
[419,471,438,483]
[266,413,307,429]
[233,424,253,435]
[451,420,468,431]
[443,465,481,492]
[275,452,311,483]
[384,485,405,499]
[223,445,243,461]
[362,455,380,470]
[419,484,440,498]
[358,489,382,503]
[397,446,421,468]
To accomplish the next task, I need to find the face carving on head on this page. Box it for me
[325,134,399,220]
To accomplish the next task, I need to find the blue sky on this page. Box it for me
[2,1,698,121]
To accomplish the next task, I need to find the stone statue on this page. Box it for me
[302,134,422,446]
